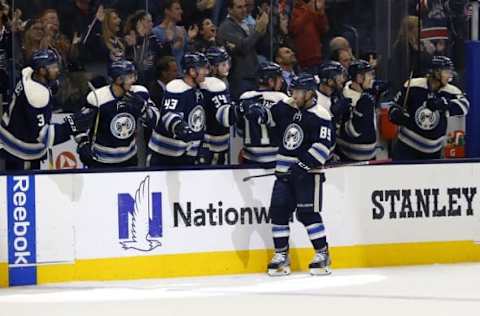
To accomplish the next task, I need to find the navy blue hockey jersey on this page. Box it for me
[200,77,232,153]
[86,85,153,163]
[238,90,287,163]
[394,78,469,154]
[269,96,335,173]
[148,79,206,157]
[337,81,378,161]
[0,67,69,160]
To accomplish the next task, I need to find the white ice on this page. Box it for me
[1,263,480,316]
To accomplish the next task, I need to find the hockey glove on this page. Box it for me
[426,95,449,112]
[372,80,390,97]
[75,133,97,165]
[64,108,96,134]
[119,92,147,116]
[330,96,352,123]
[245,104,268,124]
[288,161,312,180]
[388,105,410,126]
[173,121,196,142]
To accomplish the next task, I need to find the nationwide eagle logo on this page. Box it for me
[118,176,162,252]
[283,123,304,150]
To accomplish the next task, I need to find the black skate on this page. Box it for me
[309,248,331,276]
[267,252,291,276]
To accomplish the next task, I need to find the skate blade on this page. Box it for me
[267,266,291,276]
[309,267,331,276]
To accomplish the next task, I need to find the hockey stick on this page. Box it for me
[242,159,392,182]
[87,81,100,144]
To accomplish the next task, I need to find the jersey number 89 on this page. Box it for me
[319,126,331,141]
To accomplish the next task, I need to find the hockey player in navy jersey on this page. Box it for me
[197,47,233,165]
[388,56,469,160]
[247,73,335,276]
[337,59,380,161]
[238,62,288,168]
[316,61,350,125]
[147,52,209,167]
[74,60,159,168]
[0,49,94,170]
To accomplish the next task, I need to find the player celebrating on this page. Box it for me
[75,60,158,168]
[388,56,469,160]
[147,52,209,167]
[247,73,335,276]
[0,49,94,170]
[238,62,287,167]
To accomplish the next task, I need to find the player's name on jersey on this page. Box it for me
[371,187,477,220]
[173,201,270,227]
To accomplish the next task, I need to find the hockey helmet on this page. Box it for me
[182,52,209,72]
[429,55,454,72]
[206,47,230,65]
[108,60,137,81]
[348,59,373,79]
[257,62,283,85]
[290,73,317,91]
[31,49,59,70]
[318,61,347,84]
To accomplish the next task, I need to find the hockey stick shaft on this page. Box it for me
[87,81,100,144]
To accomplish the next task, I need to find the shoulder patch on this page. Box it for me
[166,79,193,94]
[404,78,427,89]
[200,77,227,93]
[440,83,462,95]
[343,81,361,106]
[22,67,50,109]
[87,86,114,107]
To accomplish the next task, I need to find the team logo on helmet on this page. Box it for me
[283,123,304,150]
[110,113,136,139]
[414,103,440,131]
[188,105,206,132]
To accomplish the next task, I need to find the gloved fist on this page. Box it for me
[119,92,147,115]
[388,105,410,126]
[76,136,97,165]
[372,80,390,96]
[245,103,268,124]
[426,95,449,112]
[64,108,96,134]
[331,96,352,121]
[288,161,311,180]
[173,121,196,142]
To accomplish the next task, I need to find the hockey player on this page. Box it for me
[75,60,159,168]
[388,56,469,160]
[197,47,233,165]
[238,62,288,168]
[316,61,350,125]
[147,52,209,167]
[248,73,335,276]
[0,49,94,170]
[336,59,379,161]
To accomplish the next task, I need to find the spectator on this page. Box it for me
[0,0,12,101]
[275,46,297,89]
[180,0,216,28]
[244,0,256,29]
[147,55,178,107]
[58,0,97,41]
[124,10,168,85]
[217,0,269,99]
[289,0,329,74]
[20,20,47,65]
[331,48,353,70]
[192,17,220,53]
[153,0,198,73]
[39,9,79,71]
[329,36,352,56]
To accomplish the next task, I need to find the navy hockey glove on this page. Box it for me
[388,105,410,126]
[64,109,96,134]
[426,95,449,112]
[173,121,196,142]
[288,161,312,180]
[74,133,97,165]
[119,92,147,115]
[372,80,390,97]
[330,96,352,122]
[245,104,268,124]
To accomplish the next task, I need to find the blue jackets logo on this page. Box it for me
[117,176,162,251]
[7,175,37,286]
